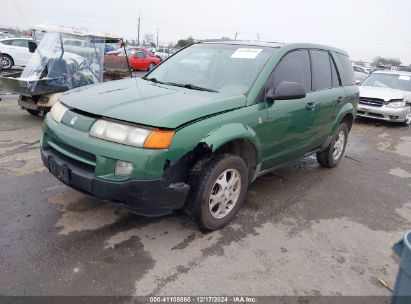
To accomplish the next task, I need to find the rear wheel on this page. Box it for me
[148,62,156,71]
[0,55,14,69]
[185,154,249,231]
[317,123,349,168]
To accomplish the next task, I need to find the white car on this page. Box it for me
[154,47,175,61]
[358,70,411,126]
[353,64,369,84]
[0,37,33,69]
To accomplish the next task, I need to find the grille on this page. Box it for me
[359,97,384,107]
[52,139,96,163]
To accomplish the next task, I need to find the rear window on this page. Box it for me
[333,53,356,86]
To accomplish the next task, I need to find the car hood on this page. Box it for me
[59,78,246,129]
[359,86,411,102]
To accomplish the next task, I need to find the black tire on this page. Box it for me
[401,111,411,126]
[26,109,40,116]
[317,123,349,168]
[184,154,249,231]
[148,63,155,71]
[0,54,14,69]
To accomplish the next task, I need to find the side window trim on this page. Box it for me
[329,52,342,87]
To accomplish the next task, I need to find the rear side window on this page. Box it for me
[311,50,332,90]
[270,50,311,92]
[11,39,28,48]
[333,53,356,86]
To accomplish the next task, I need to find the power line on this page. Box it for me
[13,0,29,27]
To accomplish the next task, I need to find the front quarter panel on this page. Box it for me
[166,103,266,164]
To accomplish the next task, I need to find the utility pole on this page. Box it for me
[137,12,141,46]
[156,29,159,47]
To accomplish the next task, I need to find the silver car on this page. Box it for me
[358,70,411,126]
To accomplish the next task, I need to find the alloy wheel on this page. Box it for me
[209,168,241,219]
[332,130,346,160]
[0,56,12,69]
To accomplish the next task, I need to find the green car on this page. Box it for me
[41,41,358,230]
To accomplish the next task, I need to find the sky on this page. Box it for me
[2,0,411,64]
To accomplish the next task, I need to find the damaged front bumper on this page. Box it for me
[356,104,410,122]
[41,147,190,216]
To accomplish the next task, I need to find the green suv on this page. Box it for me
[41,41,358,230]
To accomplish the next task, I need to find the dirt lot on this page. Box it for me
[0,92,410,296]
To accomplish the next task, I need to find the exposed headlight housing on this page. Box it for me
[90,119,174,149]
[50,101,68,123]
[387,100,406,108]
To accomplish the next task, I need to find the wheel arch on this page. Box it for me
[0,53,14,65]
[163,123,262,185]
[332,103,355,133]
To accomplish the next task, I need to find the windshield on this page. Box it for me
[145,43,276,95]
[20,32,106,94]
[361,73,411,91]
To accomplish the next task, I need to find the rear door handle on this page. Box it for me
[337,96,343,103]
[306,102,315,111]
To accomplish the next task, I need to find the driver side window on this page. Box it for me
[267,50,312,93]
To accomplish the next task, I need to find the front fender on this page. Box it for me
[201,123,262,163]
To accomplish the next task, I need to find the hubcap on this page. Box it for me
[0,56,11,69]
[209,168,241,219]
[332,130,346,160]
[406,113,411,125]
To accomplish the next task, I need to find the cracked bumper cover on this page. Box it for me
[41,148,190,216]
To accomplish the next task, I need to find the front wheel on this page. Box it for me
[185,154,249,231]
[402,111,411,126]
[317,123,349,168]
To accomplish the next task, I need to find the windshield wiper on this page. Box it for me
[145,78,218,93]
[168,82,219,93]
[145,77,165,84]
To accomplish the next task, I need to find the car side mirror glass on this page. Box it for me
[266,81,306,102]
[28,41,37,53]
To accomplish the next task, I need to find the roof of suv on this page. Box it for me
[201,40,348,55]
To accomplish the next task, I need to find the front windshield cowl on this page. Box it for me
[145,43,277,95]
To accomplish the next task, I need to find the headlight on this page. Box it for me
[387,100,406,108]
[50,101,68,123]
[90,119,175,149]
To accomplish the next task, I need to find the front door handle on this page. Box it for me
[306,102,315,111]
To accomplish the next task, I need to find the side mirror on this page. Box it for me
[266,81,306,102]
[28,41,37,53]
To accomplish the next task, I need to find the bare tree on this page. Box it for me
[372,56,401,67]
